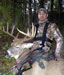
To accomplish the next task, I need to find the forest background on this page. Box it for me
[0,0,64,74]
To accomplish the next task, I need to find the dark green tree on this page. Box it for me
[39,0,44,8]
[28,0,32,26]
[58,0,62,20]
[50,0,54,21]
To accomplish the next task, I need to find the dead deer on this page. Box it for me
[0,23,37,74]
[0,23,64,75]
[0,23,36,58]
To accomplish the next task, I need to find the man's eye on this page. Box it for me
[39,14,44,16]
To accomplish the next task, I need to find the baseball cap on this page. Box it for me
[38,8,48,14]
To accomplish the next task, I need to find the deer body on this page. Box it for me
[23,58,64,75]
[7,40,64,75]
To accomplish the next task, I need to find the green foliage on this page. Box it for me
[0,0,13,26]
[0,0,64,74]
[3,42,9,50]
[0,73,13,75]
[0,5,3,11]
[0,56,16,75]
[54,0,58,10]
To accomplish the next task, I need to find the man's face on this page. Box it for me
[38,11,48,21]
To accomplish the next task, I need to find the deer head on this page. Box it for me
[0,23,35,61]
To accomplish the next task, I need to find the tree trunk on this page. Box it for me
[25,5,27,22]
[58,0,62,20]
[28,0,32,27]
[50,0,54,21]
[12,0,17,25]
[39,0,44,8]
[33,0,37,24]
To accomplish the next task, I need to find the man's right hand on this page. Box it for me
[43,45,50,52]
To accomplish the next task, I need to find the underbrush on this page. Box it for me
[0,56,16,75]
[0,35,16,75]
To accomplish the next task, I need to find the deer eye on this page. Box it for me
[16,45,20,48]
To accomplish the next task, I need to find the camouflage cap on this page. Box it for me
[38,8,48,14]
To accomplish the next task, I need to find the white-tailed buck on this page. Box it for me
[0,23,36,59]
[0,23,64,75]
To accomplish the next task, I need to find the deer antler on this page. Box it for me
[0,23,18,39]
[17,23,36,38]
[17,28,31,37]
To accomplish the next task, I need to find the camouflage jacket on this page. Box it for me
[33,21,63,53]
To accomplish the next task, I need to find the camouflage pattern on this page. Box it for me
[32,20,63,54]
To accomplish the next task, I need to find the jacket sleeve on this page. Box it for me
[51,23,63,53]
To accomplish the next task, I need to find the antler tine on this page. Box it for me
[32,23,34,37]
[0,24,16,39]
[17,28,32,37]
[11,25,15,35]
[27,28,30,35]
[15,32,19,38]
[17,23,35,38]
[7,22,9,32]
[32,22,36,37]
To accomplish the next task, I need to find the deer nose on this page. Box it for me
[4,51,10,58]
[4,51,9,56]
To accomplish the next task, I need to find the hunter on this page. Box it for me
[15,8,63,74]
[32,8,63,58]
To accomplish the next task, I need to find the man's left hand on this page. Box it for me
[55,52,60,58]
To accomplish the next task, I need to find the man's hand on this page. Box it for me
[43,46,50,52]
[55,52,60,58]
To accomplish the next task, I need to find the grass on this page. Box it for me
[0,35,16,75]
[0,56,16,75]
